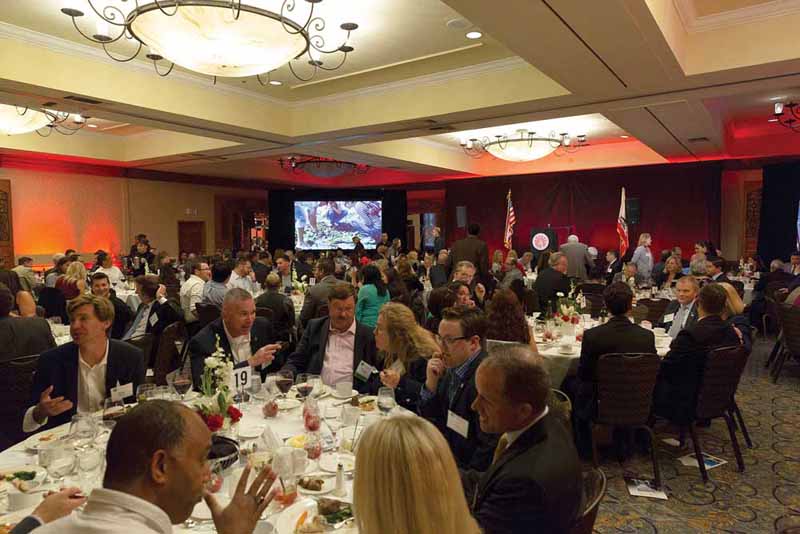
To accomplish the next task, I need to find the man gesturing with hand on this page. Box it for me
[189,288,282,388]
[418,306,498,471]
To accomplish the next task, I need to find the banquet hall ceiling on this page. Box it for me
[2,0,800,187]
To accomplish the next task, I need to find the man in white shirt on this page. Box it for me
[660,276,700,338]
[180,261,210,324]
[12,257,40,294]
[228,258,258,294]
[24,294,145,433]
[34,400,278,534]
[785,252,800,276]
[94,253,125,287]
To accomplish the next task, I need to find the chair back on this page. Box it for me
[196,302,221,327]
[38,287,68,323]
[315,304,330,319]
[0,354,39,446]
[778,303,800,356]
[125,334,154,368]
[569,468,607,534]
[695,345,749,420]
[522,288,540,315]
[576,283,604,295]
[638,298,669,324]
[256,307,274,321]
[631,304,649,324]
[582,293,605,318]
[596,353,660,426]
[730,280,745,299]
[152,322,186,386]
[766,281,789,302]
[547,388,573,439]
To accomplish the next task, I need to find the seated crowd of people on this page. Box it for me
[0,225,783,534]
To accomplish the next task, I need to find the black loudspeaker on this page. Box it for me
[626,198,640,225]
[456,206,467,228]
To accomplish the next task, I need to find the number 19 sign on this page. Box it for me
[231,367,252,392]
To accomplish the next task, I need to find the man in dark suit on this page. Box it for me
[447,223,490,284]
[255,273,295,342]
[604,250,622,285]
[433,226,446,256]
[658,276,700,338]
[534,252,571,312]
[461,346,583,534]
[653,283,743,423]
[706,257,730,284]
[755,259,794,292]
[572,282,656,455]
[299,258,338,326]
[189,288,282,388]
[419,306,498,471]
[250,252,270,287]
[122,275,182,341]
[283,283,379,393]
[429,249,450,289]
[24,294,145,433]
[90,272,132,340]
[0,284,55,362]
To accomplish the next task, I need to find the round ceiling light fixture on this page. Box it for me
[466,30,483,40]
[460,129,588,162]
[61,1,358,83]
[0,104,89,136]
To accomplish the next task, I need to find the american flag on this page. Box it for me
[617,187,629,257]
[504,188,516,250]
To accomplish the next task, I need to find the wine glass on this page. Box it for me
[137,384,156,403]
[275,370,294,398]
[295,373,313,399]
[68,413,98,449]
[308,374,323,398]
[45,444,77,485]
[377,387,396,416]
[172,368,193,401]
[102,398,125,431]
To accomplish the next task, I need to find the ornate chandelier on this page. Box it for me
[460,129,588,162]
[770,102,800,132]
[279,156,369,178]
[0,104,89,136]
[61,0,358,82]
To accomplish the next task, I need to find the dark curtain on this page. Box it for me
[443,162,722,260]
[757,162,800,262]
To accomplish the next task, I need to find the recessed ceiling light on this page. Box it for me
[768,118,779,122]
[269,80,283,86]
[770,96,783,101]
[620,134,629,139]
[88,124,97,128]
[466,31,483,40]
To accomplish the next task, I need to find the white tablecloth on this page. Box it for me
[113,288,141,312]
[0,392,372,533]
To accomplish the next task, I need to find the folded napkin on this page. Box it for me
[259,426,283,452]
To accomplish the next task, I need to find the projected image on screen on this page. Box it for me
[294,200,382,250]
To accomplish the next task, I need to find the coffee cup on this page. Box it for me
[335,380,353,398]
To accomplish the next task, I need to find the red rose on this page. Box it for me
[206,414,224,432]
[227,405,243,423]
[571,316,580,324]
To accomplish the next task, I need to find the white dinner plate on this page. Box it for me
[274,499,318,534]
[0,465,48,492]
[238,426,265,440]
[558,347,577,355]
[330,389,358,400]
[319,453,355,473]
[297,476,334,495]
[276,398,301,411]
[21,429,67,452]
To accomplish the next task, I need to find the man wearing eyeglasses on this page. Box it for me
[418,305,498,471]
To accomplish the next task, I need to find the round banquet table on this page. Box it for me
[113,288,141,312]
[0,390,381,533]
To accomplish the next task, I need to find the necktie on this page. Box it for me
[492,433,510,464]
[447,374,460,405]
[124,305,147,340]
[668,305,687,338]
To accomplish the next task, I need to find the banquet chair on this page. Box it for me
[255,307,274,321]
[669,345,749,482]
[730,280,745,299]
[152,321,187,386]
[568,467,607,534]
[592,353,661,487]
[631,304,649,324]
[125,334,155,369]
[582,293,605,318]
[638,298,669,324]
[576,283,604,295]
[37,287,68,324]
[0,354,39,447]
[196,302,221,328]
[547,389,573,440]
[771,304,800,384]
[522,288,540,315]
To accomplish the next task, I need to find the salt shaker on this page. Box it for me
[333,463,346,497]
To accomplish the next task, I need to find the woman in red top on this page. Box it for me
[56,261,86,300]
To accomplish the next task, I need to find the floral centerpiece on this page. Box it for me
[555,292,580,326]
[196,336,242,433]
[291,268,309,293]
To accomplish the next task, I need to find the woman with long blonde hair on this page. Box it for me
[631,232,653,282]
[372,302,439,409]
[354,417,480,534]
[56,260,86,300]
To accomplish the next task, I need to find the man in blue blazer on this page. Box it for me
[24,294,145,433]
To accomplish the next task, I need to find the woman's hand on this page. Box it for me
[380,369,401,389]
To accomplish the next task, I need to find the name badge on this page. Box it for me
[663,313,675,323]
[447,410,469,439]
[354,361,375,382]
[111,382,133,402]
[148,313,159,327]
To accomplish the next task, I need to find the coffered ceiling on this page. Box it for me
[1,0,800,188]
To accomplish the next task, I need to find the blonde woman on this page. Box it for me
[372,302,439,409]
[354,417,480,534]
[654,255,684,289]
[719,282,752,353]
[631,233,653,281]
[56,261,87,300]
[491,249,504,274]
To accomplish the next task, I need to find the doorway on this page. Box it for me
[178,221,206,255]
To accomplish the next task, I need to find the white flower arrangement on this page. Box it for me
[292,269,309,293]
[200,335,234,398]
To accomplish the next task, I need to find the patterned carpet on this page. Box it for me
[593,337,800,533]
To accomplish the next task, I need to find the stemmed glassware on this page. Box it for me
[295,373,313,399]
[171,367,193,401]
[275,370,294,398]
[68,413,98,450]
[102,398,125,431]
[44,443,77,486]
[377,387,396,416]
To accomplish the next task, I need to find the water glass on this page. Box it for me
[249,374,263,404]
[45,444,77,485]
[78,445,104,487]
[341,405,360,427]
[102,398,126,430]
[308,374,323,398]
[377,387,396,416]
[69,413,98,449]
